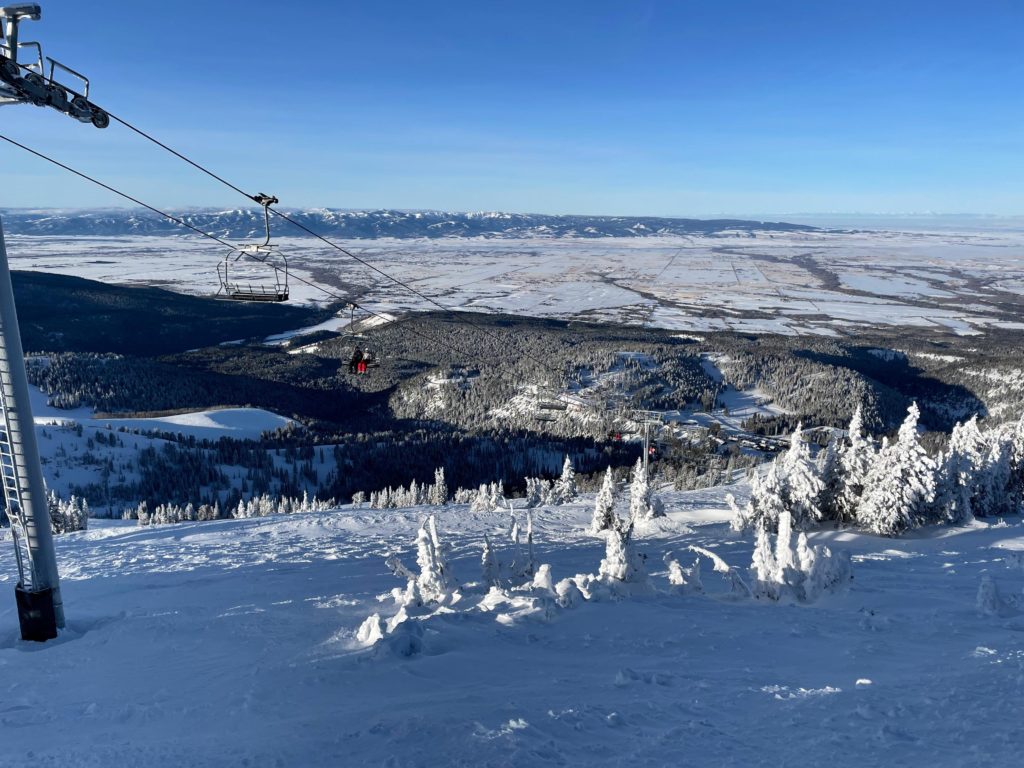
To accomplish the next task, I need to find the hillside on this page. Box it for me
[1,489,1021,766]
[12,271,327,356]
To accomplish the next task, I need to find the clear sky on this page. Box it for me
[2,0,1023,215]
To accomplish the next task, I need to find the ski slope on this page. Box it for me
[1,487,1022,766]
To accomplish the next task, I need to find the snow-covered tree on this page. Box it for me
[733,425,823,533]
[748,511,851,602]
[663,552,703,595]
[522,477,544,508]
[934,416,987,523]
[857,403,936,536]
[629,458,664,522]
[779,424,823,527]
[836,404,876,525]
[480,534,500,587]
[1004,414,1024,512]
[815,436,842,522]
[732,462,787,532]
[414,514,453,604]
[523,510,537,579]
[598,518,647,587]
[749,522,778,600]
[431,467,449,506]
[469,484,488,513]
[489,482,506,511]
[47,490,89,534]
[588,467,618,534]
[550,455,578,504]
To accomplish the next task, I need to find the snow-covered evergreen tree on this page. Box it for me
[749,522,778,600]
[598,518,647,587]
[480,533,500,587]
[663,552,703,595]
[748,510,851,602]
[815,436,842,522]
[415,514,453,604]
[836,405,876,525]
[780,424,823,527]
[628,458,664,522]
[550,455,578,504]
[733,425,823,533]
[1004,414,1024,512]
[588,467,618,534]
[934,416,986,523]
[857,403,937,536]
[47,490,89,534]
[470,484,491,513]
[522,477,544,508]
[977,437,1013,518]
[488,482,506,511]
[431,467,448,506]
[732,462,787,532]
[523,510,536,579]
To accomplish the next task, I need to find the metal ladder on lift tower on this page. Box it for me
[0,321,36,590]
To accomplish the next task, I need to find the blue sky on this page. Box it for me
[2,0,1023,215]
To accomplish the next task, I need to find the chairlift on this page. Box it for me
[0,5,109,127]
[341,305,382,374]
[216,194,290,302]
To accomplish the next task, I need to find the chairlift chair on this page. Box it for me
[216,194,290,302]
[342,305,383,374]
[537,398,568,412]
[0,4,109,127]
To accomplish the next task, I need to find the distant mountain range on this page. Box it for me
[0,208,816,239]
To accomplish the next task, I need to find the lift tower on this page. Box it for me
[0,4,107,640]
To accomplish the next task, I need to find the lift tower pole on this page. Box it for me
[1,3,109,639]
[0,219,63,633]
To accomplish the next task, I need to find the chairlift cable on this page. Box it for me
[96,110,514,345]
[7,16,516,353]
[0,132,498,366]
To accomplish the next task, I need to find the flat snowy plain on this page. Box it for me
[7,227,1024,336]
[1,489,1022,766]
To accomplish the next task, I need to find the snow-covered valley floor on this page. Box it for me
[9,228,1024,337]
[2,488,1023,767]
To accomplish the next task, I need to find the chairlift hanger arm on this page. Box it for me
[251,193,278,247]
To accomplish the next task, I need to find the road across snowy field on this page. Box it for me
[1,489,1023,767]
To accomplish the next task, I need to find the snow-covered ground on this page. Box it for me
[26,382,297,500]
[7,227,1024,337]
[1,486,1022,766]
[29,382,293,441]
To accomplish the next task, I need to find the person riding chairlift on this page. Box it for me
[358,349,371,374]
[349,346,363,375]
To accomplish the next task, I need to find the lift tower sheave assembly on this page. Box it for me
[0,4,109,127]
[0,3,104,640]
